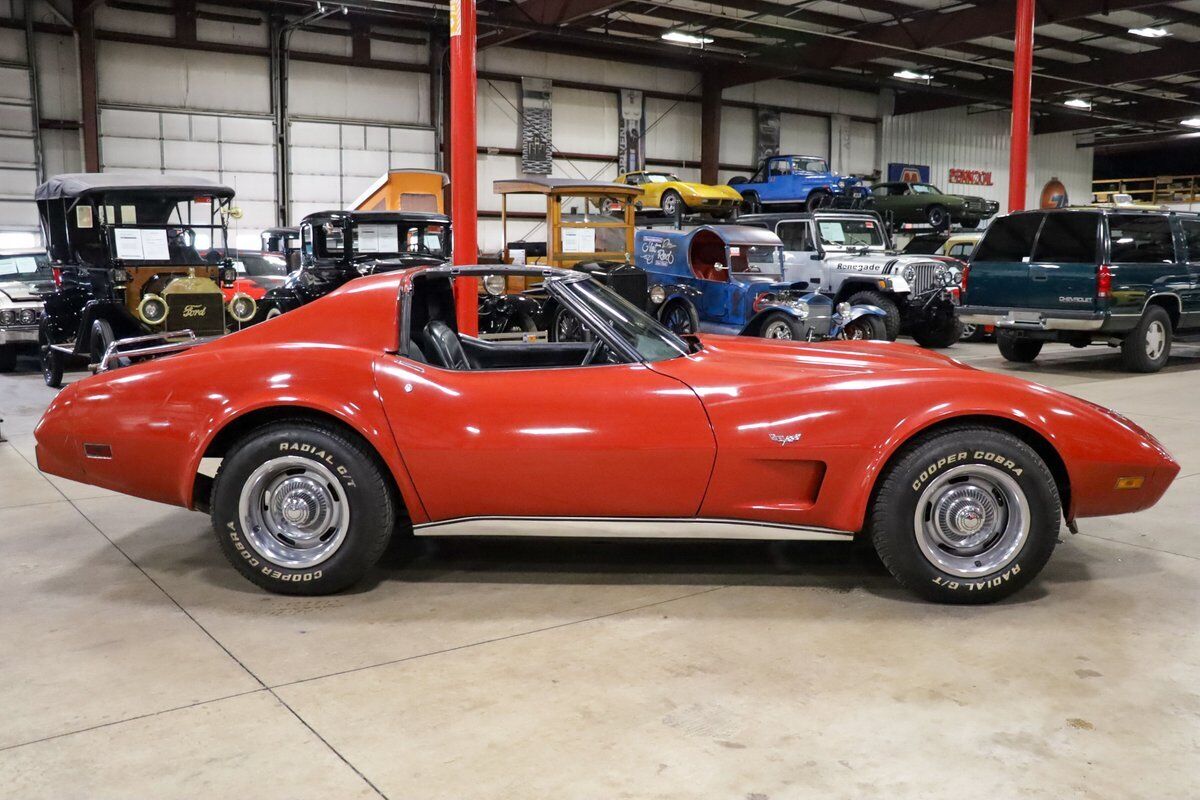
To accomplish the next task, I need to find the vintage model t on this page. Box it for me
[36,173,253,387]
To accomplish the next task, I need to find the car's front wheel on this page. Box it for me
[660,190,686,217]
[210,420,397,595]
[845,290,900,340]
[870,426,1060,604]
[911,316,964,348]
[841,314,886,340]
[759,311,804,340]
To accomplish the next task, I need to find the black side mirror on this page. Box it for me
[809,253,821,261]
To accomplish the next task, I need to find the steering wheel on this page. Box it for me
[581,338,605,366]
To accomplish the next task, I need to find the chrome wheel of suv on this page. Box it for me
[1145,319,1166,361]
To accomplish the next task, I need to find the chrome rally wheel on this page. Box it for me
[211,421,397,595]
[912,464,1028,579]
[238,456,350,569]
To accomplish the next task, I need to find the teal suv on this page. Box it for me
[958,208,1200,373]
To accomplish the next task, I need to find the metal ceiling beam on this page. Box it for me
[716,0,1163,88]
[478,0,632,49]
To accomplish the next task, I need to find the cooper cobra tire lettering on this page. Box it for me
[871,425,1060,605]
[211,421,396,596]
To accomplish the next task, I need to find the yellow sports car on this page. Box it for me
[615,171,743,218]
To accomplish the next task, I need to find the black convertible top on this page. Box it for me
[35,172,235,201]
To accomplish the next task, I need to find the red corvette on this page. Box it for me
[35,266,1178,603]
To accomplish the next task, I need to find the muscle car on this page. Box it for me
[34,265,1179,603]
[615,171,742,218]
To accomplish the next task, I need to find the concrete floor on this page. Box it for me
[0,339,1198,799]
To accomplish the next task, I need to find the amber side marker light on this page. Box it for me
[1115,476,1145,490]
[83,443,113,460]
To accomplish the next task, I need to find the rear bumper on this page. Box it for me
[957,305,1106,332]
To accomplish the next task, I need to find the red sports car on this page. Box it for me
[34,266,1179,603]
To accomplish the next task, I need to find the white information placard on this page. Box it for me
[114,229,144,259]
[141,229,170,260]
[357,226,379,253]
[561,227,596,253]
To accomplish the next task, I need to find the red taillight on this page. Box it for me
[1097,264,1112,300]
[51,266,62,288]
[960,264,970,294]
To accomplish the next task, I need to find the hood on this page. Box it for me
[0,278,53,303]
[678,182,743,199]
[693,334,970,376]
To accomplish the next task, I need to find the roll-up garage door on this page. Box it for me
[288,120,436,222]
[99,108,276,249]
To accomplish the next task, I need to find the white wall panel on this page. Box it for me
[779,113,829,159]
[197,7,268,48]
[0,26,22,62]
[880,106,1092,211]
[482,47,698,95]
[34,33,79,122]
[288,120,436,221]
[98,41,270,114]
[553,86,617,156]
[644,97,699,164]
[0,32,38,228]
[287,61,429,126]
[99,108,276,234]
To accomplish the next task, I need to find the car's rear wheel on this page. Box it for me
[1120,305,1171,373]
[844,290,900,341]
[211,420,397,595]
[870,426,1060,604]
[997,331,1043,363]
[759,311,803,340]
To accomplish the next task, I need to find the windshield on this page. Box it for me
[231,252,288,277]
[550,277,689,363]
[793,157,828,173]
[317,221,449,260]
[911,183,941,195]
[645,174,678,183]
[0,252,51,281]
[732,244,783,277]
[94,194,229,265]
[816,218,885,249]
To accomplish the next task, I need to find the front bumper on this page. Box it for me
[0,325,39,345]
[957,305,1106,332]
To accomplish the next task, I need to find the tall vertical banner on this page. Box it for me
[618,89,645,173]
[755,108,780,164]
[520,77,553,175]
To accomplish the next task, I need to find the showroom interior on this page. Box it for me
[1,0,1198,796]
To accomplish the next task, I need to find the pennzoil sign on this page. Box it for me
[948,168,993,186]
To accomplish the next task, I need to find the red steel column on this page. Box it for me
[1007,0,1035,212]
[449,0,479,334]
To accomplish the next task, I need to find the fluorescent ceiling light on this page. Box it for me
[893,69,932,81]
[661,30,713,45]
[1181,117,1200,128]
[1064,98,1092,110]
[1128,26,1170,37]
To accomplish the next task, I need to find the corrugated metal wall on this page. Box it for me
[0,3,884,252]
[880,106,1093,212]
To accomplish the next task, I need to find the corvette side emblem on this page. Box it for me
[768,433,802,446]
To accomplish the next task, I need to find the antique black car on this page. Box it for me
[35,173,252,387]
[261,226,300,271]
[259,210,450,319]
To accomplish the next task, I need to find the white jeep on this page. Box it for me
[739,210,963,348]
